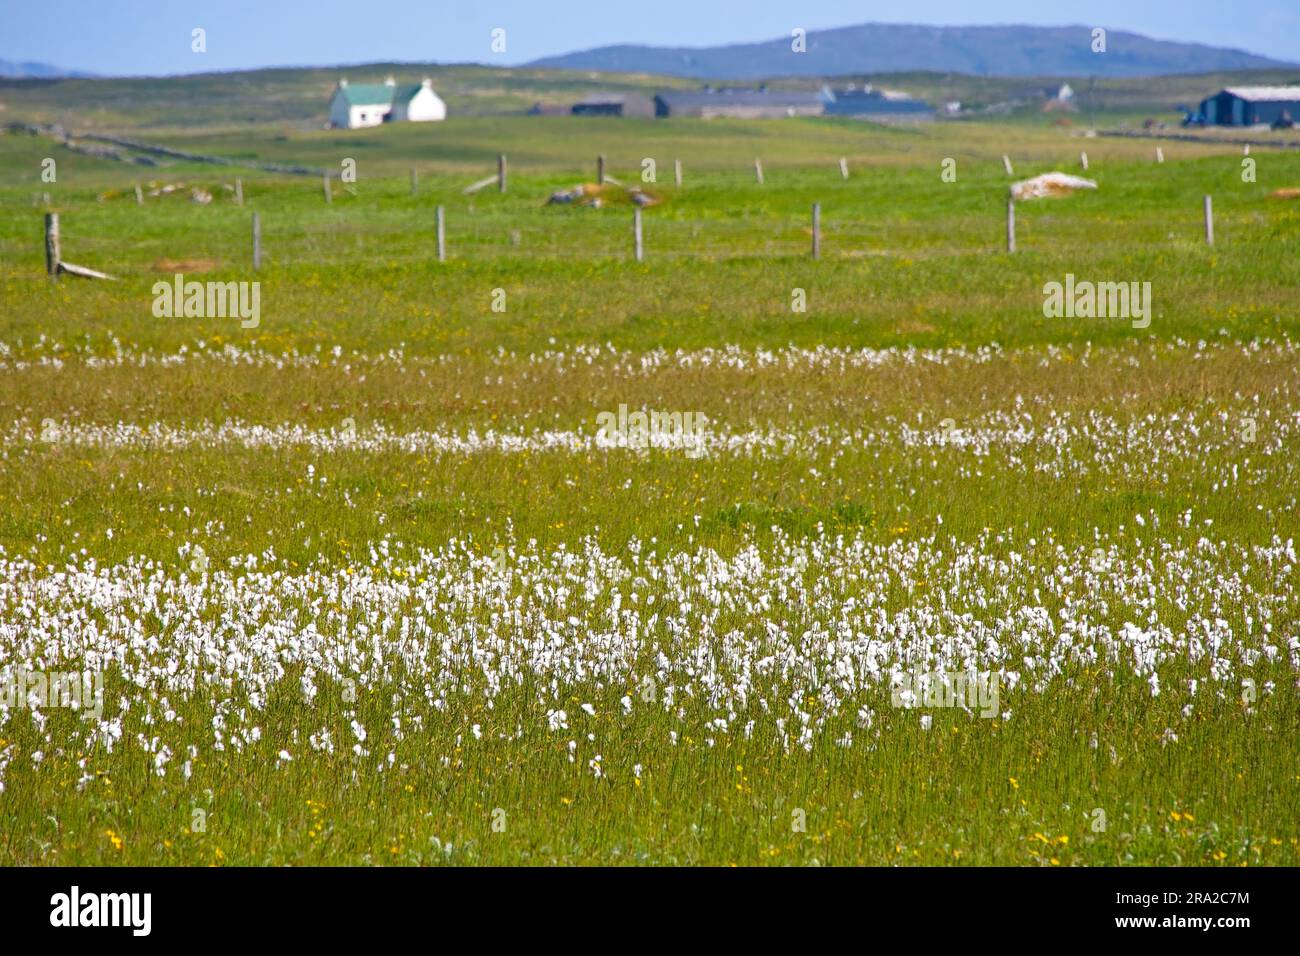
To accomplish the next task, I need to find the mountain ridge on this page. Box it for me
[0,59,96,79]
[526,23,1296,79]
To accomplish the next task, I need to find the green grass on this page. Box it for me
[3,120,1298,357]
[0,115,1296,866]
[6,61,1300,130]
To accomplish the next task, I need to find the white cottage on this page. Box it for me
[391,79,446,122]
[328,77,446,129]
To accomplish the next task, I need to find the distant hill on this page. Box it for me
[0,59,94,79]
[3,60,1298,132]
[527,23,1295,79]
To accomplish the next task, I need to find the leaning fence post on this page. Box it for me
[811,202,821,259]
[44,212,60,277]
[1204,195,1214,245]
[1002,154,1014,176]
[838,157,849,180]
[1006,200,1016,254]
[633,206,643,262]
[674,158,682,187]
[252,212,262,270]
[436,205,446,262]
[754,159,764,185]
[498,154,507,193]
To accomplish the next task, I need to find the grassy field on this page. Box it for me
[0,111,1297,865]
[6,62,1300,129]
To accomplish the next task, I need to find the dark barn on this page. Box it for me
[570,93,656,118]
[1197,87,1300,126]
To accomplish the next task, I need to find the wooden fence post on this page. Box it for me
[597,154,606,185]
[754,159,764,185]
[633,207,643,262]
[811,202,821,259]
[1155,147,1164,164]
[838,157,849,180]
[234,177,244,205]
[1002,154,1014,176]
[498,154,507,193]
[1006,200,1016,254]
[1080,151,1089,171]
[411,168,418,196]
[323,173,332,203]
[38,213,114,281]
[134,183,143,205]
[252,212,262,270]
[436,205,446,262]
[44,212,60,277]
[674,158,682,187]
[1204,195,1214,246]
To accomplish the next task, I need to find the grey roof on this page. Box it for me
[574,93,637,106]
[655,90,824,108]
[1221,86,1300,102]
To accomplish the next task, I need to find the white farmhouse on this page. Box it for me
[391,79,446,122]
[328,76,446,129]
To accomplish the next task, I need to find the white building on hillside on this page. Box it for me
[328,77,446,129]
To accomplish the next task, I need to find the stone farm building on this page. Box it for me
[329,77,446,129]
[1196,87,1300,126]
[653,89,825,119]
[571,93,656,117]
[526,102,571,116]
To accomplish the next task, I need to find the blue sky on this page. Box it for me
[3,0,1297,75]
